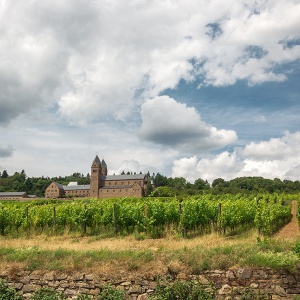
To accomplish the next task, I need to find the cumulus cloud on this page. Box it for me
[0,0,299,125]
[172,152,241,183]
[139,96,237,153]
[0,145,14,158]
[172,131,300,182]
[242,131,300,160]
[109,159,156,176]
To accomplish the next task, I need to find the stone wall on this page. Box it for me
[1,268,300,299]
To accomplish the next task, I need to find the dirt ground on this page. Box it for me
[276,200,299,239]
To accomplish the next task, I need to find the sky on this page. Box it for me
[0,0,300,183]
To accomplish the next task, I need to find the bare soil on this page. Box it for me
[276,200,299,239]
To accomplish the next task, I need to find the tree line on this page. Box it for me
[1,169,300,197]
[0,170,90,197]
[151,173,300,196]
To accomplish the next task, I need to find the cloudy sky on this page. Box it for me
[1,0,300,183]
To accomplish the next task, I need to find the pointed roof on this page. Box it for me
[101,159,107,168]
[92,155,101,166]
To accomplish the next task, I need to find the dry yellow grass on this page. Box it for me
[0,228,298,276]
[0,231,258,252]
[0,231,257,275]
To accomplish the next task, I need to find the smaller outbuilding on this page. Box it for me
[0,192,30,200]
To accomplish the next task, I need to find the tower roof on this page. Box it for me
[92,155,101,166]
[101,159,107,168]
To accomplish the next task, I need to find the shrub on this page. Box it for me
[293,241,300,257]
[97,285,126,300]
[30,287,66,300]
[76,295,93,300]
[0,280,22,300]
[150,280,214,300]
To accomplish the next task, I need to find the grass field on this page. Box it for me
[0,227,299,276]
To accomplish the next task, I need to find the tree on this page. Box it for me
[168,177,186,191]
[146,181,153,196]
[1,170,8,178]
[21,169,26,179]
[212,178,226,189]
[194,178,210,190]
[24,178,33,192]
[151,186,174,197]
[153,173,168,187]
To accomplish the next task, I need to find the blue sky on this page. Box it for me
[0,0,300,183]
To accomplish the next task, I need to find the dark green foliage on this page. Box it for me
[0,280,22,300]
[1,170,9,178]
[97,285,126,300]
[150,186,174,197]
[30,287,67,300]
[194,178,210,190]
[76,295,93,300]
[146,181,153,196]
[150,280,214,300]
[293,241,300,257]
[153,173,168,187]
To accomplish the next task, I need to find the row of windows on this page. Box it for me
[106,180,142,186]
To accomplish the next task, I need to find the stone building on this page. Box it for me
[45,155,148,198]
[0,192,36,200]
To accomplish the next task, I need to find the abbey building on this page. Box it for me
[45,155,148,198]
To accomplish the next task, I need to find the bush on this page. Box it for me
[0,280,22,300]
[76,295,93,300]
[97,285,126,300]
[293,241,300,257]
[30,287,66,300]
[150,280,214,300]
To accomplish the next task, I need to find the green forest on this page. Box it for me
[0,169,300,197]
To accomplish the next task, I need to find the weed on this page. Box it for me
[293,241,300,257]
[0,279,22,300]
[30,287,67,300]
[76,295,92,300]
[134,231,146,240]
[231,287,269,299]
[150,279,215,300]
[97,285,126,300]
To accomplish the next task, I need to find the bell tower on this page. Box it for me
[101,159,108,176]
[90,155,101,198]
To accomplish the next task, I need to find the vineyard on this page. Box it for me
[0,193,297,237]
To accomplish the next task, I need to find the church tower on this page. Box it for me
[90,155,101,198]
[101,159,108,176]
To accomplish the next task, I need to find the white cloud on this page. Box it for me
[242,131,300,160]
[139,96,237,153]
[0,0,299,125]
[109,159,155,176]
[172,131,300,182]
[172,152,241,183]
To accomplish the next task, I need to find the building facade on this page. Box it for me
[45,155,148,199]
[0,192,36,200]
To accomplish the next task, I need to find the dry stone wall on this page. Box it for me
[1,268,300,299]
